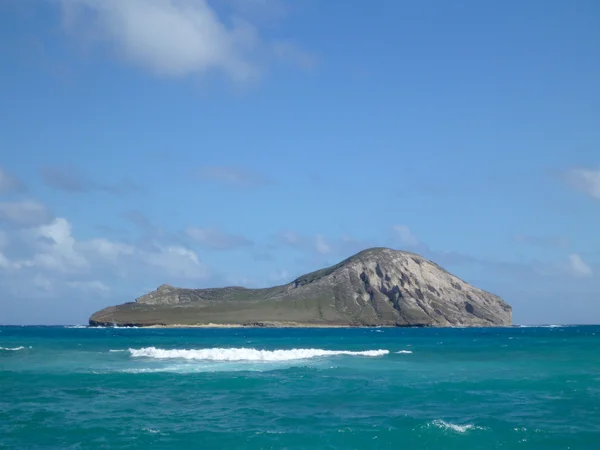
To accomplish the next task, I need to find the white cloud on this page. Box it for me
[28,218,89,272]
[0,199,53,226]
[535,253,596,279]
[0,213,210,300]
[0,167,25,194]
[61,0,261,81]
[186,226,253,250]
[82,238,135,262]
[66,280,110,293]
[565,168,600,200]
[567,254,593,278]
[0,251,13,269]
[32,274,54,295]
[315,234,331,254]
[392,225,419,246]
[269,268,289,282]
[81,238,209,279]
[5,218,88,274]
[223,273,260,288]
[82,238,208,279]
[277,230,302,245]
[275,231,376,260]
[143,244,209,279]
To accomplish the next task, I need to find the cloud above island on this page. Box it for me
[0,174,597,325]
[1,198,598,325]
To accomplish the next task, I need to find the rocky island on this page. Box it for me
[89,248,512,327]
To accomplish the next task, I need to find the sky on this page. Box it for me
[0,0,599,325]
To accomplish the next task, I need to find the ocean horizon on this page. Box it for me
[2,325,599,449]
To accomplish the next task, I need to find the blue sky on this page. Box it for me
[1,0,599,325]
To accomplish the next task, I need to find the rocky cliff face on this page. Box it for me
[89,248,512,327]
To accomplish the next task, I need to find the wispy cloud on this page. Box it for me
[513,234,570,248]
[315,234,331,254]
[566,253,593,278]
[66,280,110,294]
[40,165,138,195]
[391,224,419,247]
[0,199,53,226]
[252,251,274,261]
[225,0,289,22]
[121,210,154,230]
[269,268,289,283]
[277,230,303,246]
[0,167,26,194]
[186,226,253,250]
[275,231,375,260]
[564,167,600,200]
[273,41,316,70]
[196,165,272,188]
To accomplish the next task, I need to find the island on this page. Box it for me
[89,247,512,327]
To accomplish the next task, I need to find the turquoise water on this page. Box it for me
[1,326,599,449]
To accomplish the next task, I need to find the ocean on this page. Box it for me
[1,325,599,449]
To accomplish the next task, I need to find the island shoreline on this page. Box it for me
[88,322,509,329]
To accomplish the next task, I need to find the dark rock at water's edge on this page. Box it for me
[88,248,512,327]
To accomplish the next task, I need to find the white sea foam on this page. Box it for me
[65,325,87,329]
[0,346,27,351]
[109,349,126,352]
[430,420,484,433]
[121,368,172,374]
[395,350,413,354]
[118,365,261,374]
[128,347,389,361]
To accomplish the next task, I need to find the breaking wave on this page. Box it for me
[127,347,389,361]
[0,346,28,351]
[395,350,413,354]
[429,420,485,433]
